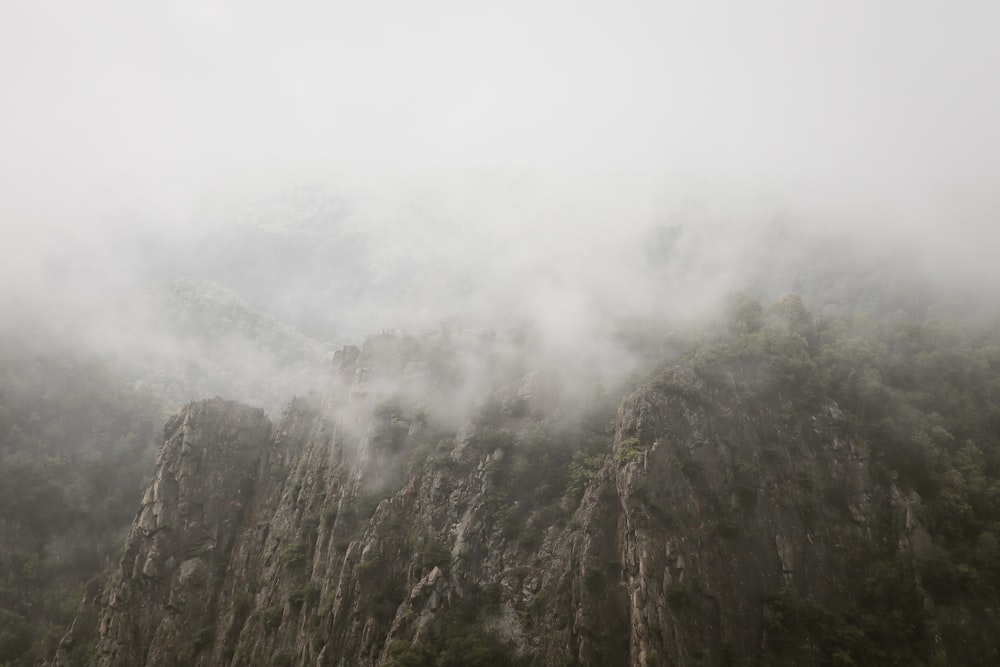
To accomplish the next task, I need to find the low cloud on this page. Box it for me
[2,1,998,409]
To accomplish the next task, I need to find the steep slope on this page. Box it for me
[0,285,330,666]
[0,322,166,666]
[55,302,1000,666]
[82,399,272,666]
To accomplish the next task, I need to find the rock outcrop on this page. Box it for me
[54,333,958,666]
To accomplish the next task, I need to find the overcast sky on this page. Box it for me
[2,1,998,324]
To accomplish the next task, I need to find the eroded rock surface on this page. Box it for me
[54,335,956,666]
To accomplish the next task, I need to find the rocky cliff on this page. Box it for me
[54,320,1000,666]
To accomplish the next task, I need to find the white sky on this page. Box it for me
[2,1,999,283]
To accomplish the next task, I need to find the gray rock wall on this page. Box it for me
[56,337,937,666]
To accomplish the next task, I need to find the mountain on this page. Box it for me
[0,323,167,665]
[0,277,332,665]
[50,298,1000,666]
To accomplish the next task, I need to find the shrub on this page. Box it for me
[417,539,452,573]
[356,554,383,583]
[301,513,320,539]
[0,610,33,663]
[261,606,283,630]
[279,542,308,567]
[568,450,605,499]
[290,581,321,607]
[667,581,690,606]
[322,506,339,526]
[616,437,643,464]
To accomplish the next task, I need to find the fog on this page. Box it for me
[2,1,999,408]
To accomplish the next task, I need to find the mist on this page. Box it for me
[3,1,999,409]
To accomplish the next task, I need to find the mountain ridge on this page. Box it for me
[52,299,1000,666]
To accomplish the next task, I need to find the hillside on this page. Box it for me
[50,297,1000,666]
[0,281,330,665]
[0,324,167,664]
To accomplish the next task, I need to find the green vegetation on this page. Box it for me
[0,610,33,664]
[679,294,1000,664]
[278,542,308,567]
[301,512,321,540]
[666,581,692,607]
[470,383,617,551]
[383,608,525,667]
[261,605,284,630]
[356,554,383,583]
[5,271,1000,666]
[322,506,339,526]
[416,538,452,574]
[0,327,167,664]
[373,399,412,452]
[567,448,605,499]
[759,574,928,666]
[479,426,579,549]
[290,581,321,607]
[615,436,643,464]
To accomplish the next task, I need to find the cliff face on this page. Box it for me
[57,399,272,667]
[53,332,970,666]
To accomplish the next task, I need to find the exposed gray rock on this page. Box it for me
[55,337,942,667]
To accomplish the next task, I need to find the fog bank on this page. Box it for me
[2,1,998,405]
